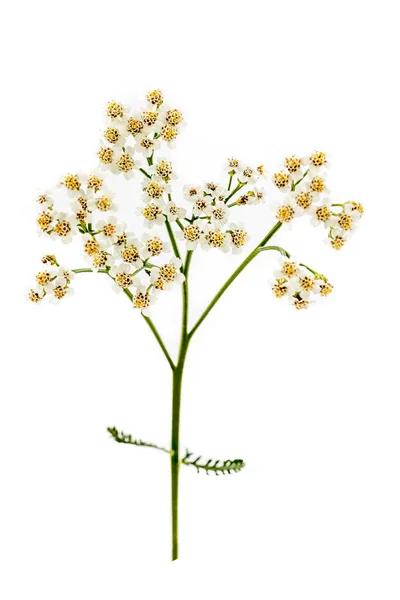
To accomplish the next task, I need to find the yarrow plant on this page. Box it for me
[29,89,363,560]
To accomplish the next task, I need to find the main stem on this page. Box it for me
[170,250,192,561]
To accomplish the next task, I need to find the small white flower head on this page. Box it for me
[273,256,299,279]
[309,197,335,228]
[126,113,146,137]
[159,105,185,130]
[87,250,115,271]
[114,235,143,268]
[146,89,164,108]
[89,190,118,214]
[34,268,56,289]
[109,263,134,292]
[98,146,114,170]
[36,210,54,235]
[135,133,161,157]
[58,173,83,198]
[329,202,360,232]
[326,227,350,250]
[149,158,176,182]
[203,181,224,198]
[106,101,128,121]
[228,222,249,254]
[272,170,291,192]
[142,177,169,203]
[56,266,75,285]
[85,172,104,194]
[248,186,266,205]
[201,224,231,252]
[141,233,171,259]
[225,157,241,174]
[102,123,126,148]
[136,201,166,229]
[112,147,141,179]
[51,212,78,243]
[238,165,258,184]
[273,196,304,226]
[96,217,126,245]
[28,284,46,303]
[166,201,186,222]
[305,151,329,176]
[175,220,202,250]
[35,190,54,209]
[313,279,334,297]
[205,201,229,226]
[150,256,184,291]
[132,278,156,316]
[49,277,74,304]
[292,187,316,211]
[308,174,328,195]
[283,155,307,181]
[183,184,203,202]
[81,233,108,257]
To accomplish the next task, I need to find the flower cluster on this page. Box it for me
[271,257,334,310]
[271,152,363,249]
[28,255,75,304]
[29,88,363,315]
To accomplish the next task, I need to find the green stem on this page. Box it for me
[165,218,182,262]
[224,181,246,204]
[189,221,282,338]
[170,250,193,561]
[140,167,152,179]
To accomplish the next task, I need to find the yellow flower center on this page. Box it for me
[231,229,247,247]
[122,245,140,263]
[98,147,113,164]
[146,181,164,199]
[54,220,72,237]
[184,224,201,242]
[107,101,124,119]
[62,174,80,191]
[142,111,158,126]
[143,203,162,221]
[37,212,53,231]
[277,205,295,222]
[133,292,151,309]
[147,89,163,106]
[282,261,297,277]
[115,272,132,288]
[338,214,353,230]
[316,206,332,222]
[84,239,100,255]
[96,196,112,211]
[160,264,177,282]
[273,171,289,188]
[205,229,226,248]
[166,109,183,126]
[310,176,325,193]
[104,127,120,144]
[310,151,327,167]
[147,237,164,255]
[127,118,144,135]
[160,124,177,142]
[117,153,134,173]
[87,175,103,192]
[295,191,312,209]
[285,156,301,173]
[36,271,51,285]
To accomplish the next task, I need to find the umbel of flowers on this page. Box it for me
[28,89,363,560]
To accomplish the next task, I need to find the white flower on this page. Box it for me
[203,182,225,199]
[224,157,243,174]
[49,277,74,304]
[105,101,129,122]
[102,123,127,148]
[131,278,157,316]
[135,133,161,157]
[324,227,351,250]
[272,196,303,227]
[148,158,177,182]
[96,217,126,245]
[88,189,118,213]
[238,165,258,184]
[111,147,141,180]
[141,177,170,203]
[141,233,171,259]
[27,284,46,303]
[200,224,231,252]
[304,151,330,177]
[56,267,75,285]
[177,220,203,250]
[136,201,166,229]
[109,263,135,293]
[273,256,299,279]
[228,222,249,254]
[114,234,143,268]
[248,185,266,205]
[205,201,229,226]
[35,190,54,208]
[166,201,186,222]
[183,184,204,202]
[51,212,78,243]
[150,256,185,291]
[309,197,336,228]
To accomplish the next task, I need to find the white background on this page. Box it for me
[1,0,400,598]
